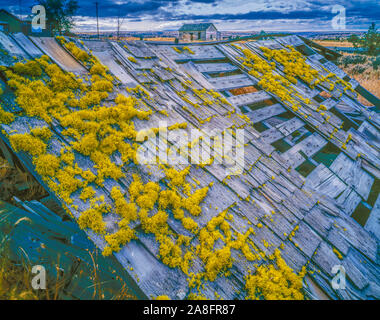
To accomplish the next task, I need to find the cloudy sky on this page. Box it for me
[2,0,380,32]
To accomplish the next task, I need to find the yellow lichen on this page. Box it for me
[9,133,47,156]
[34,153,61,177]
[245,249,306,300]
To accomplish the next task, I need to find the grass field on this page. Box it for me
[110,36,176,42]
[337,53,380,106]
[315,40,354,47]
[315,41,379,106]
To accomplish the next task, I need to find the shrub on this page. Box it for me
[351,64,367,74]
[339,55,367,67]
[372,55,380,70]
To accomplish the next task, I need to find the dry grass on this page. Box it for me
[109,36,176,42]
[337,53,380,106]
[144,37,176,42]
[316,42,380,105]
[0,156,47,202]
[107,36,140,41]
[0,240,137,300]
[315,40,354,47]
[351,71,380,106]
[0,246,39,300]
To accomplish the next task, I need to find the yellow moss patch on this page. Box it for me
[155,295,171,300]
[245,249,306,300]
[30,126,52,142]
[0,106,15,124]
[78,200,109,234]
[9,133,47,156]
[79,186,96,202]
[34,153,61,177]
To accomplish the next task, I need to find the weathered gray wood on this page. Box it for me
[11,32,43,58]
[31,37,86,73]
[276,117,305,136]
[334,215,378,262]
[1,33,379,300]
[312,241,342,277]
[208,74,255,91]
[90,50,138,86]
[246,103,286,124]
[304,207,333,238]
[123,41,156,58]
[228,91,271,108]
[275,35,305,47]
[281,241,308,272]
[358,121,380,150]
[330,153,374,200]
[0,31,25,65]
[281,151,305,168]
[304,164,348,199]
[283,133,327,166]
[365,194,380,241]
[261,127,284,144]
[194,62,238,73]
[291,222,322,258]
[336,188,362,215]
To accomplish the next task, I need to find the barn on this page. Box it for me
[0,9,51,36]
[178,23,220,42]
[0,9,25,33]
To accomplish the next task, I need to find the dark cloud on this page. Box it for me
[77,0,180,18]
[346,2,380,20]
[174,9,330,21]
[160,1,380,22]
[188,0,218,3]
[0,0,179,18]
[0,0,378,28]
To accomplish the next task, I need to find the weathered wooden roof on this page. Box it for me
[0,32,379,300]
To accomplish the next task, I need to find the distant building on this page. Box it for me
[0,9,25,33]
[178,23,220,42]
[0,20,9,32]
[0,9,51,36]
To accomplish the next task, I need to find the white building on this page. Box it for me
[178,23,220,42]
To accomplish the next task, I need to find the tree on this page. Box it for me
[116,13,125,40]
[37,0,78,35]
[365,23,380,55]
[348,23,380,56]
[348,34,361,48]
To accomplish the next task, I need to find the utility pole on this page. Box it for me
[95,1,99,39]
[117,15,120,40]
[116,14,125,40]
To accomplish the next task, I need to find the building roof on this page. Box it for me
[179,23,216,32]
[0,9,22,22]
[0,33,379,301]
